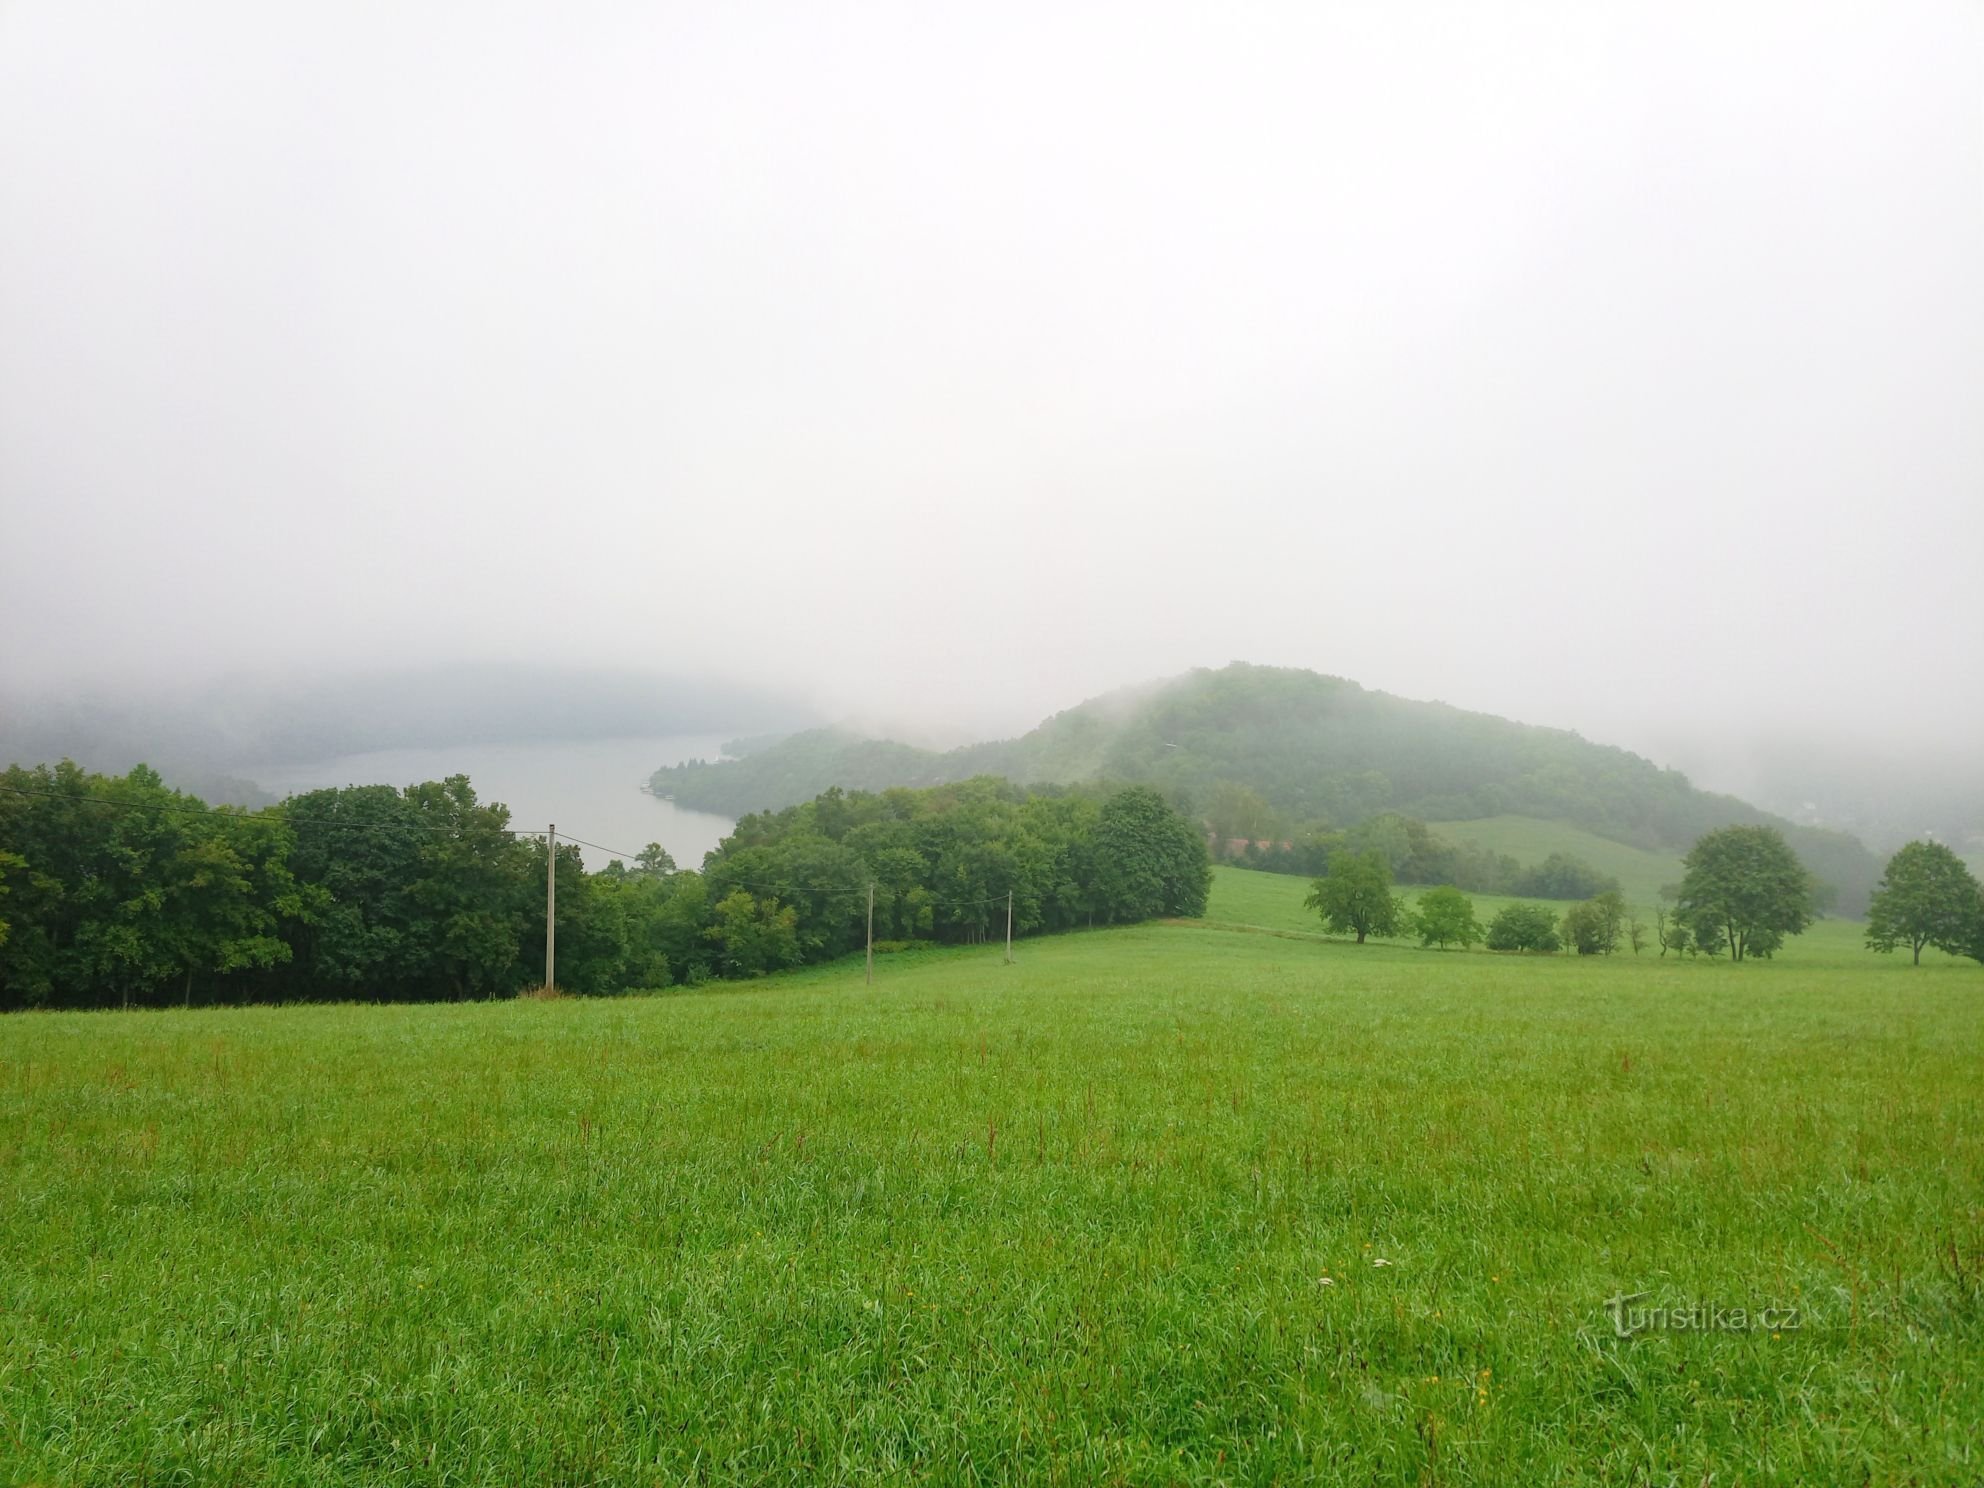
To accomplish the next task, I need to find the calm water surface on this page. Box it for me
[245,734,737,870]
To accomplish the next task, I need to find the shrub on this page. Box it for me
[1485,903,1561,953]
[1560,890,1626,956]
[1512,853,1620,901]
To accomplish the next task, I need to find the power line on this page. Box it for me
[534,830,656,862]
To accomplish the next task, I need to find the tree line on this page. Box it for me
[0,763,1210,1011]
[1301,824,1984,965]
[1211,804,1625,900]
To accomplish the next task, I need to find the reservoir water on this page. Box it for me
[244,733,738,870]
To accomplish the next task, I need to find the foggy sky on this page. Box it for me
[3,1,1980,777]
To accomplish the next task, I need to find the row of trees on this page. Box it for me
[1300,854,1640,955]
[0,764,1211,1010]
[697,779,1211,972]
[1217,809,1623,900]
[1299,824,1979,965]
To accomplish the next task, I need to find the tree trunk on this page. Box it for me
[1356,928,1367,944]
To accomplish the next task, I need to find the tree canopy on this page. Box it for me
[1304,852,1406,944]
[1559,890,1626,956]
[1413,886,1482,949]
[1676,826,1815,963]
[1484,903,1562,953]
[1865,841,1982,964]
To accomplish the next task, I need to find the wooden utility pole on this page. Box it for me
[866,881,875,986]
[1005,890,1013,965]
[545,823,557,994]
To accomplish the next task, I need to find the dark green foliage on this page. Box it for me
[704,890,802,978]
[1559,890,1626,956]
[281,777,537,1001]
[1677,826,1816,963]
[1511,853,1620,901]
[1865,841,1982,964]
[1413,885,1482,949]
[1303,852,1406,944]
[0,764,1208,1008]
[1961,897,1984,966]
[0,849,20,949]
[1221,813,1534,898]
[1097,786,1215,922]
[1484,903,1562,953]
[711,778,1208,952]
[0,762,308,1009]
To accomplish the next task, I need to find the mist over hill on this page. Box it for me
[652,663,1883,912]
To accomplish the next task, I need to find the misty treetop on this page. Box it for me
[0,763,1209,1010]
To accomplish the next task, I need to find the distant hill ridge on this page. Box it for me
[651,663,1881,912]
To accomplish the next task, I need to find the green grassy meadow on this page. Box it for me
[3,869,1981,1484]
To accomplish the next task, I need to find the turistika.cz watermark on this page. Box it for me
[1604,1292,1801,1338]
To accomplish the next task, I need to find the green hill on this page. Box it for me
[654,663,1881,912]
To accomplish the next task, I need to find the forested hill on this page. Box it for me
[653,663,1880,910]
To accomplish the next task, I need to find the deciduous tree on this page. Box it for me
[1865,840,1981,964]
[1304,851,1405,944]
[1484,902,1560,952]
[1677,826,1814,962]
[1560,889,1626,955]
[1413,885,1481,949]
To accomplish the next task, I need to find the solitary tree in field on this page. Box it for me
[1413,885,1482,949]
[1865,841,1981,964]
[1676,826,1815,962]
[1305,851,1406,944]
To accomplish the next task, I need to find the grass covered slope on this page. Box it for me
[4,922,1980,1483]
[1427,815,1687,904]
